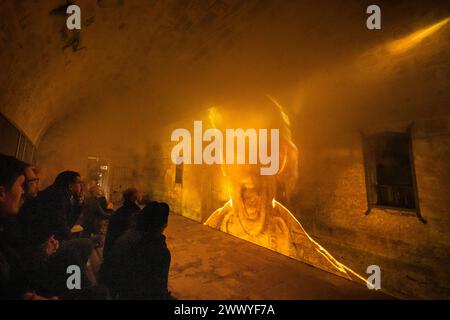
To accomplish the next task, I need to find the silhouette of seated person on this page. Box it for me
[4,164,43,258]
[0,154,58,300]
[79,186,108,234]
[100,202,171,300]
[77,185,113,248]
[18,170,95,297]
[103,188,141,257]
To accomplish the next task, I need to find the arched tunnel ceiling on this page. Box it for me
[0,0,449,144]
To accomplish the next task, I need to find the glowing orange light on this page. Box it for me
[273,199,374,288]
[388,17,449,54]
[203,98,373,288]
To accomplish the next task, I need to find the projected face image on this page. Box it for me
[206,156,293,250]
[241,183,261,220]
[224,165,273,236]
[205,160,371,285]
[204,102,371,286]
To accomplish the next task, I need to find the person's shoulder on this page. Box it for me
[109,230,139,256]
[84,196,97,205]
[36,187,50,199]
[117,228,141,245]
[37,185,63,201]
[20,196,38,210]
[131,203,141,211]
[113,204,128,215]
[139,233,169,259]
[109,206,123,219]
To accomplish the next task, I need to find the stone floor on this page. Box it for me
[166,214,393,300]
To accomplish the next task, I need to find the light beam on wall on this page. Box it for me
[388,17,449,55]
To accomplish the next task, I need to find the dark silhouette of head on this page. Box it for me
[0,154,27,216]
[123,187,139,203]
[0,154,27,190]
[53,170,81,195]
[138,201,170,233]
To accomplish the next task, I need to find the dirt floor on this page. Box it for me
[166,214,393,300]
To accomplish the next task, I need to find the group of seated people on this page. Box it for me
[0,153,173,300]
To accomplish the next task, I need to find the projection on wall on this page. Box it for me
[203,98,369,284]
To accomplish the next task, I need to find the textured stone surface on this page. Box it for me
[1,0,449,299]
[167,214,391,299]
[2,0,448,143]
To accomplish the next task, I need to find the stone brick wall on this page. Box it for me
[289,120,450,299]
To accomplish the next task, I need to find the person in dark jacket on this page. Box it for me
[103,188,141,256]
[0,154,29,300]
[78,185,112,239]
[19,170,95,296]
[3,164,60,268]
[0,154,57,300]
[4,165,42,255]
[31,171,84,243]
[100,202,172,300]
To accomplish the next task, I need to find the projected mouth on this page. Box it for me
[241,188,261,220]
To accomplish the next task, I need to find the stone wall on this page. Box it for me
[144,118,449,299]
[25,1,450,299]
[290,119,450,299]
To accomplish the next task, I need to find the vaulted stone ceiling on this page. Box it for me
[0,0,449,144]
